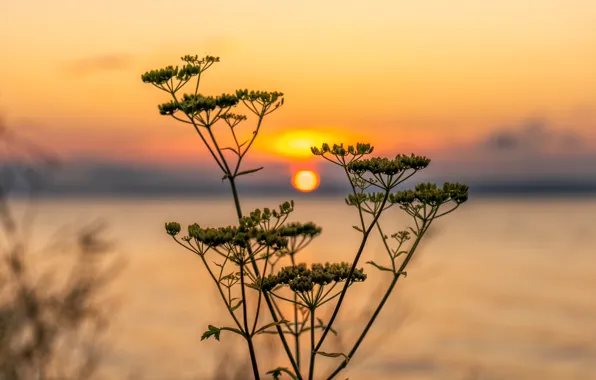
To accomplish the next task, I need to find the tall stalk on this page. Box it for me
[308,308,316,380]
[228,177,302,379]
[291,255,301,370]
[326,219,430,379]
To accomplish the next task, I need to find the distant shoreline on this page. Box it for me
[7,186,596,200]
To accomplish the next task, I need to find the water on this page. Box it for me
[14,196,596,379]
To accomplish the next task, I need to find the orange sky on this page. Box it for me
[1,0,595,166]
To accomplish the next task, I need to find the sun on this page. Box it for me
[292,170,320,192]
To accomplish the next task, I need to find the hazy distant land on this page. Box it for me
[3,161,596,198]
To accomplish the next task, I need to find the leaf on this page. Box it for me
[254,319,290,335]
[266,367,297,380]
[352,225,363,233]
[366,260,393,272]
[221,147,239,155]
[230,299,243,312]
[407,226,419,236]
[201,325,243,341]
[201,325,221,341]
[316,351,350,364]
[317,318,337,336]
[236,166,264,177]
[392,250,408,258]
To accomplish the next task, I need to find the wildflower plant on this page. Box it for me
[142,55,469,379]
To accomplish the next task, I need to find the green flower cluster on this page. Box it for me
[165,219,322,251]
[348,154,430,175]
[262,263,367,293]
[184,224,289,250]
[141,55,219,85]
[158,93,239,116]
[165,221,181,236]
[180,54,220,65]
[235,89,284,104]
[345,192,387,207]
[239,202,295,228]
[391,230,411,243]
[277,222,322,239]
[221,113,247,122]
[186,224,260,249]
[310,143,374,157]
[389,182,469,206]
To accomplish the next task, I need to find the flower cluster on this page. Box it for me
[165,222,181,236]
[141,55,219,85]
[181,54,220,65]
[158,93,239,116]
[277,222,322,239]
[238,202,296,230]
[187,225,257,248]
[348,154,430,175]
[389,182,469,206]
[221,113,247,128]
[345,192,387,207]
[166,219,321,252]
[141,65,180,86]
[261,262,367,293]
[235,89,284,104]
[185,224,291,250]
[310,143,374,157]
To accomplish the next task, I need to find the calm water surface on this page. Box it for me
[22,196,596,379]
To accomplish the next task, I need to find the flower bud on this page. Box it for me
[165,222,181,236]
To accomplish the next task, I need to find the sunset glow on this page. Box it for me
[291,170,320,192]
[256,129,362,160]
[0,0,594,168]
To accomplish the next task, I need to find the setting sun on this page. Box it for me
[291,170,320,192]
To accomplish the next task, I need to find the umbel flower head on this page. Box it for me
[158,93,240,116]
[310,143,374,157]
[261,262,367,293]
[182,224,289,250]
[348,154,430,175]
[165,222,181,236]
[389,182,469,206]
[240,202,295,228]
[141,55,220,85]
[165,207,322,252]
[277,222,322,239]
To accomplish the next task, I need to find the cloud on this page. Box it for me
[419,118,596,191]
[482,119,583,155]
[61,54,133,76]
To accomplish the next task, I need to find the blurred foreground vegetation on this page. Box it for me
[0,118,119,380]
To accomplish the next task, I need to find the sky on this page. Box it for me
[1,0,596,194]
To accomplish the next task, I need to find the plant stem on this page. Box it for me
[240,263,261,380]
[308,307,316,380]
[251,250,269,335]
[325,220,430,379]
[228,177,302,379]
[314,192,390,353]
[291,255,301,371]
[195,253,245,333]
